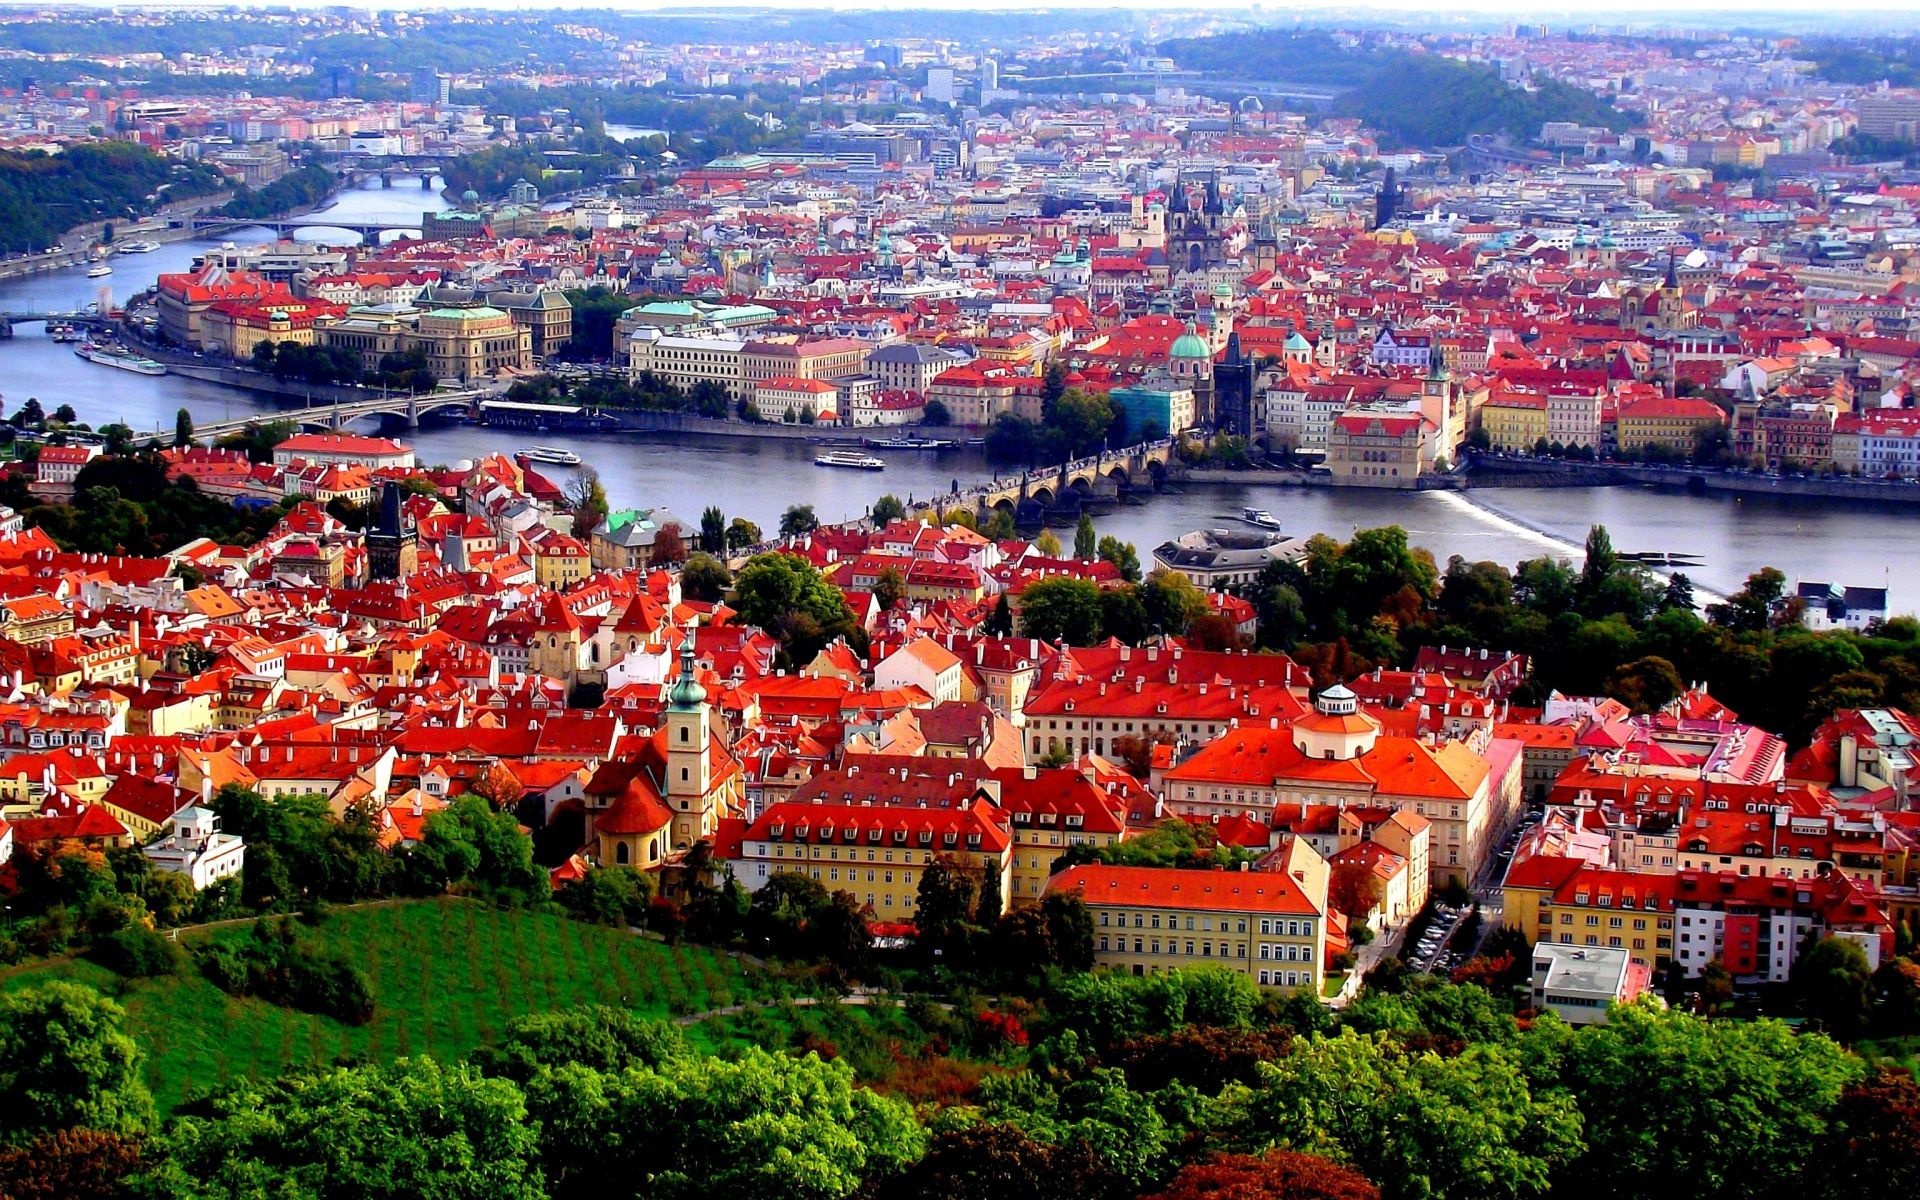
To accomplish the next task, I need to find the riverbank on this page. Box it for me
[1466,453,1920,506]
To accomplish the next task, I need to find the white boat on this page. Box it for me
[117,240,161,254]
[815,450,886,470]
[515,445,582,466]
[85,264,111,278]
[79,344,166,376]
[1241,507,1282,530]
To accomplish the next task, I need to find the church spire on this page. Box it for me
[667,632,707,710]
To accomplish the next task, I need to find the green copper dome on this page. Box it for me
[1169,322,1210,360]
[667,634,707,709]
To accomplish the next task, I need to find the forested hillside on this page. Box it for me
[0,142,222,253]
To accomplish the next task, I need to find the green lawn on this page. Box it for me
[1,900,780,1112]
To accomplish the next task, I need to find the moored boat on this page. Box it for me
[814,450,886,470]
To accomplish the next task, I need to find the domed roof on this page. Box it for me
[1169,322,1210,360]
[461,188,480,203]
[1211,281,1234,300]
[667,634,707,709]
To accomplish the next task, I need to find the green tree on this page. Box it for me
[405,794,548,905]
[139,1057,544,1200]
[531,1048,924,1200]
[1708,567,1787,632]
[1096,536,1142,583]
[922,398,951,426]
[780,504,820,537]
[680,552,733,604]
[916,854,982,947]
[1226,1029,1580,1200]
[699,506,727,554]
[871,494,908,525]
[0,982,154,1141]
[563,468,609,539]
[873,566,908,613]
[1605,655,1685,714]
[173,407,195,449]
[1554,1003,1859,1200]
[1049,389,1115,458]
[1141,568,1209,636]
[985,594,1014,638]
[1793,936,1874,1036]
[732,553,860,665]
[1073,514,1098,560]
[471,1005,687,1084]
[726,517,763,551]
[1035,528,1063,558]
[1020,577,1106,646]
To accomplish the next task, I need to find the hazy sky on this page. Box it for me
[74,0,1920,12]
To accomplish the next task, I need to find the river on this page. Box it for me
[0,176,1913,610]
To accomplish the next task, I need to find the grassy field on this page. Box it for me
[0,899,783,1112]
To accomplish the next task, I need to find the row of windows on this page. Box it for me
[1545,911,1673,930]
[763,867,919,905]
[1257,970,1310,987]
[755,863,907,886]
[1552,932,1671,951]
[1257,943,1312,961]
[1098,912,1252,933]
[762,846,965,863]
[1100,936,1246,958]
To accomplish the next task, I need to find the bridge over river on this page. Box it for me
[903,439,1178,521]
[148,388,492,443]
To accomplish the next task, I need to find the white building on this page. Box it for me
[142,806,246,891]
[873,637,963,705]
[1546,387,1603,449]
[1530,943,1649,1025]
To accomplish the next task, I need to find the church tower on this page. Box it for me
[664,633,715,848]
[366,481,418,582]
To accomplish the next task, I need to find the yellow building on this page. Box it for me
[995,766,1131,905]
[1502,858,1675,973]
[1324,409,1431,488]
[1050,863,1328,989]
[412,307,534,382]
[1616,396,1725,455]
[730,798,1013,920]
[742,336,871,386]
[1478,391,1548,452]
[533,533,591,591]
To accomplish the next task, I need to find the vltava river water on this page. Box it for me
[0,177,1912,607]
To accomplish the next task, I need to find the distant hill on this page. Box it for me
[0,141,222,254]
[1347,54,1628,148]
[1157,31,1627,149]
[1153,30,1375,88]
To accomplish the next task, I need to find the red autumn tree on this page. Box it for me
[0,1128,144,1200]
[1140,1150,1380,1200]
[1814,1066,1920,1200]
[1327,860,1385,921]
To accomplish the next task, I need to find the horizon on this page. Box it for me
[15,0,1920,21]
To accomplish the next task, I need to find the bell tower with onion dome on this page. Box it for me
[664,632,715,847]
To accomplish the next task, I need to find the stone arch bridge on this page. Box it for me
[909,439,1177,521]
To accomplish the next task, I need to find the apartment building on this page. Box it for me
[1049,863,1328,990]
